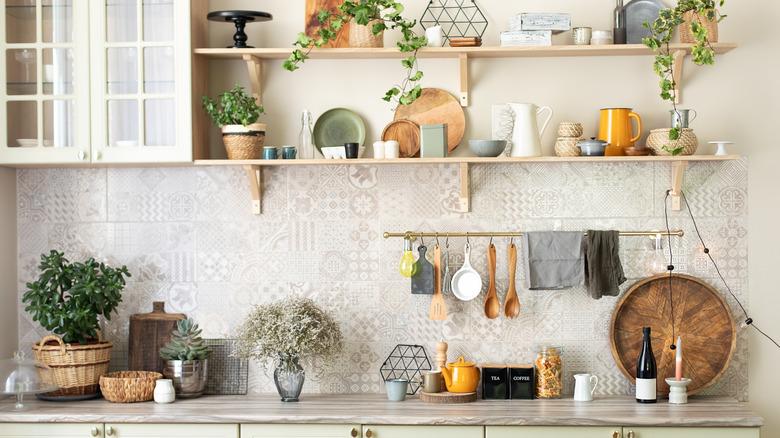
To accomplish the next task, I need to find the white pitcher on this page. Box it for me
[508,103,554,157]
[573,373,599,402]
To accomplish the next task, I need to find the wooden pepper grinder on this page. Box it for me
[436,341,448,388]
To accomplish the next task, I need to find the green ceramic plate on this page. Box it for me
[313,108,366,150]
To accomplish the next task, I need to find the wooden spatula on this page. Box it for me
[430,245,447,321]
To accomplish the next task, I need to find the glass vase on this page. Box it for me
[274,355,305,402]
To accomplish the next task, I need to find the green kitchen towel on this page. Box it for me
[584,230,626,299]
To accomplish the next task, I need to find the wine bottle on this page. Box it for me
[635,326,657,403]
[613,0,627,44]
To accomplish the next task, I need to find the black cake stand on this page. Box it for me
[207,10,273,48]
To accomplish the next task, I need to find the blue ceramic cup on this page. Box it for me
[262,146,278,160]
[282,146,297,159]
[385,379,409,402]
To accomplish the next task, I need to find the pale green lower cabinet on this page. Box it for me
[241,424,361,438]
[625,427,759,438]
[0,424,238,438]
[362,425,483,438]
[0,423,103,438]
[488,426,621,437]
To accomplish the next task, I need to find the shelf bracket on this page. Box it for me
[458,162,470,212]
[244,165,263,215]
[243,55,263,105]
[459,53,469,107]
[670,161,687,211]
[672,50,686,105]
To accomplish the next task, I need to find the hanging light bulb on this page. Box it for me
[648,233,667,275]
[398,237,417,278]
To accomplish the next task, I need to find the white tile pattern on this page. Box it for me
[15,160,749,400]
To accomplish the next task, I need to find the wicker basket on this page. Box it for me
[99,371,162,403]
[349,19,384,48]
[557,122,584,139]
[222,123,266,160]
[32,334,112,397]
[555,137,581,157]
[647,128,699,156]
[680,10,719,44]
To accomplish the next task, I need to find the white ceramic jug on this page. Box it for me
[573,373,599,402]
[508,103,554,157]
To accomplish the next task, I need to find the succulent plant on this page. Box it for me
[160,318,211,361]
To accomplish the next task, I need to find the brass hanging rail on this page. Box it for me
[383,230,685,239]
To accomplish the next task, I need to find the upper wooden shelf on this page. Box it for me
[193,43,737,60]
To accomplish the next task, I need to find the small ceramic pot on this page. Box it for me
[384,141,400,159]
[573,27,592,45]
[385,379,409,401]
[373,141,386,159]
[282,146,297,159]
[591,30,614,45]
[262,146,278,160]
[578,138,608,156]
[154,379,176,404]
[422,371,442,393]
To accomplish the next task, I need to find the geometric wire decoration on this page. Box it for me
[379,344,432,395]
[420,0,488,43]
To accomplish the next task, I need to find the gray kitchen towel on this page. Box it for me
[584,230,627,299]
[522,231,585,290]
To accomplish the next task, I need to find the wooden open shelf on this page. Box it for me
[193,155,741,215]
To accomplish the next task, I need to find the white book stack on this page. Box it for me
[502,12,571,47]
[500,30,552,47]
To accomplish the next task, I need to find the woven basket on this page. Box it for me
[222,123,266,160]
[32,334,112,397]
[100,371,162,403]
[555,137,581,157]
[349,19,384,48]
[647,128,699,156]
[680,10,718,44]
[557,122,584,139]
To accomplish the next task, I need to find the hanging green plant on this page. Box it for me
[283,1,427,106]
[643,0,726,155]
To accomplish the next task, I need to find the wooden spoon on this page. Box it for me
[484,243,500,319]
[429,245,447,321]
[504,243,521,319]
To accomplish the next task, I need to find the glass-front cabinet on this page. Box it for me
[0,0,191,165]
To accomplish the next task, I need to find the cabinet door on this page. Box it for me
[625,427,759,438]
[89,0,191,164]
[0,423,102,438]
[488,426,621,438]
[362,425,483,438]
[105,424,238,438]
[241,424,362,438]
[0,0,91,164]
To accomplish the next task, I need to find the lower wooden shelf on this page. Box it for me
[192,155,741,215]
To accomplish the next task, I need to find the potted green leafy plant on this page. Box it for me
[235,297,343,402]
[202,84,266,160]
[643,0,727,154]
[160,318,211,398]
[24,250,130,398]
[284,0,427,106]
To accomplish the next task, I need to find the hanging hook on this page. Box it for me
[510,236,515,246]
[419,234,425,247]
[445,233,450,249]
[466,232,470,245]
[489,235,494,246]
[435,232,440,248]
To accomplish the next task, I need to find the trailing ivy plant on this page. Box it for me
[283,1,427,106]
[23,251,131,344]
[202,84,265,127]
[643,0,726,155]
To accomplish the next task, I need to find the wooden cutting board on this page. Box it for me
[394,88,465,153]
[382,119,420,158]
[420,391,477,404]
[610,274,736,396]
[129,302,185,373]
[305,0,350,48]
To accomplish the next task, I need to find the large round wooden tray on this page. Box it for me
[610,274,736,396]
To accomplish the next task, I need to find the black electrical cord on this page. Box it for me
[666,189,780,350]
[663,191,677,351]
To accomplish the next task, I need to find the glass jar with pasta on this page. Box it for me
[535,346,562,399]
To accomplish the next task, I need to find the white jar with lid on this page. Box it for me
[154,379,176,404]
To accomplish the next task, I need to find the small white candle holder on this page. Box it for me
[665,377,692,404]
[708,141,734,156]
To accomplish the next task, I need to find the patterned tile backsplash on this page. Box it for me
[16,160,749,399]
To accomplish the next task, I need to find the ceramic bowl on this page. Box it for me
[468,140,507,157]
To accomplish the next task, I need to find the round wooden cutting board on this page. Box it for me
[610,274,736,396]
[382,119,420,158]
[394,88,465,153]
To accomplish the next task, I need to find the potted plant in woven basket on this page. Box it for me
[202,84,266,160]
[235,297,343,402]
[23,251,130,399]
[160,318,211,398]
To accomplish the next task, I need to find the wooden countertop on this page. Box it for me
[0,395,762,427]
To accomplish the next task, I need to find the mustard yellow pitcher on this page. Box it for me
[598,108,642,156]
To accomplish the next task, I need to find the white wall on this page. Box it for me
[205,1,780,435]
[0,168,16,358]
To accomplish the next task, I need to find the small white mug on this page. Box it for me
[154,379,176,404]
[373,141,386,159]
[384,140,400,159]
[573,373,599,402]
[425,26,444,47]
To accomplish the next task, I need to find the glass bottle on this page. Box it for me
[613,0,627,44]
[298,110,315,159]
[635,327,658,403]
[647,234,667,275]
[534,346,562,399]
